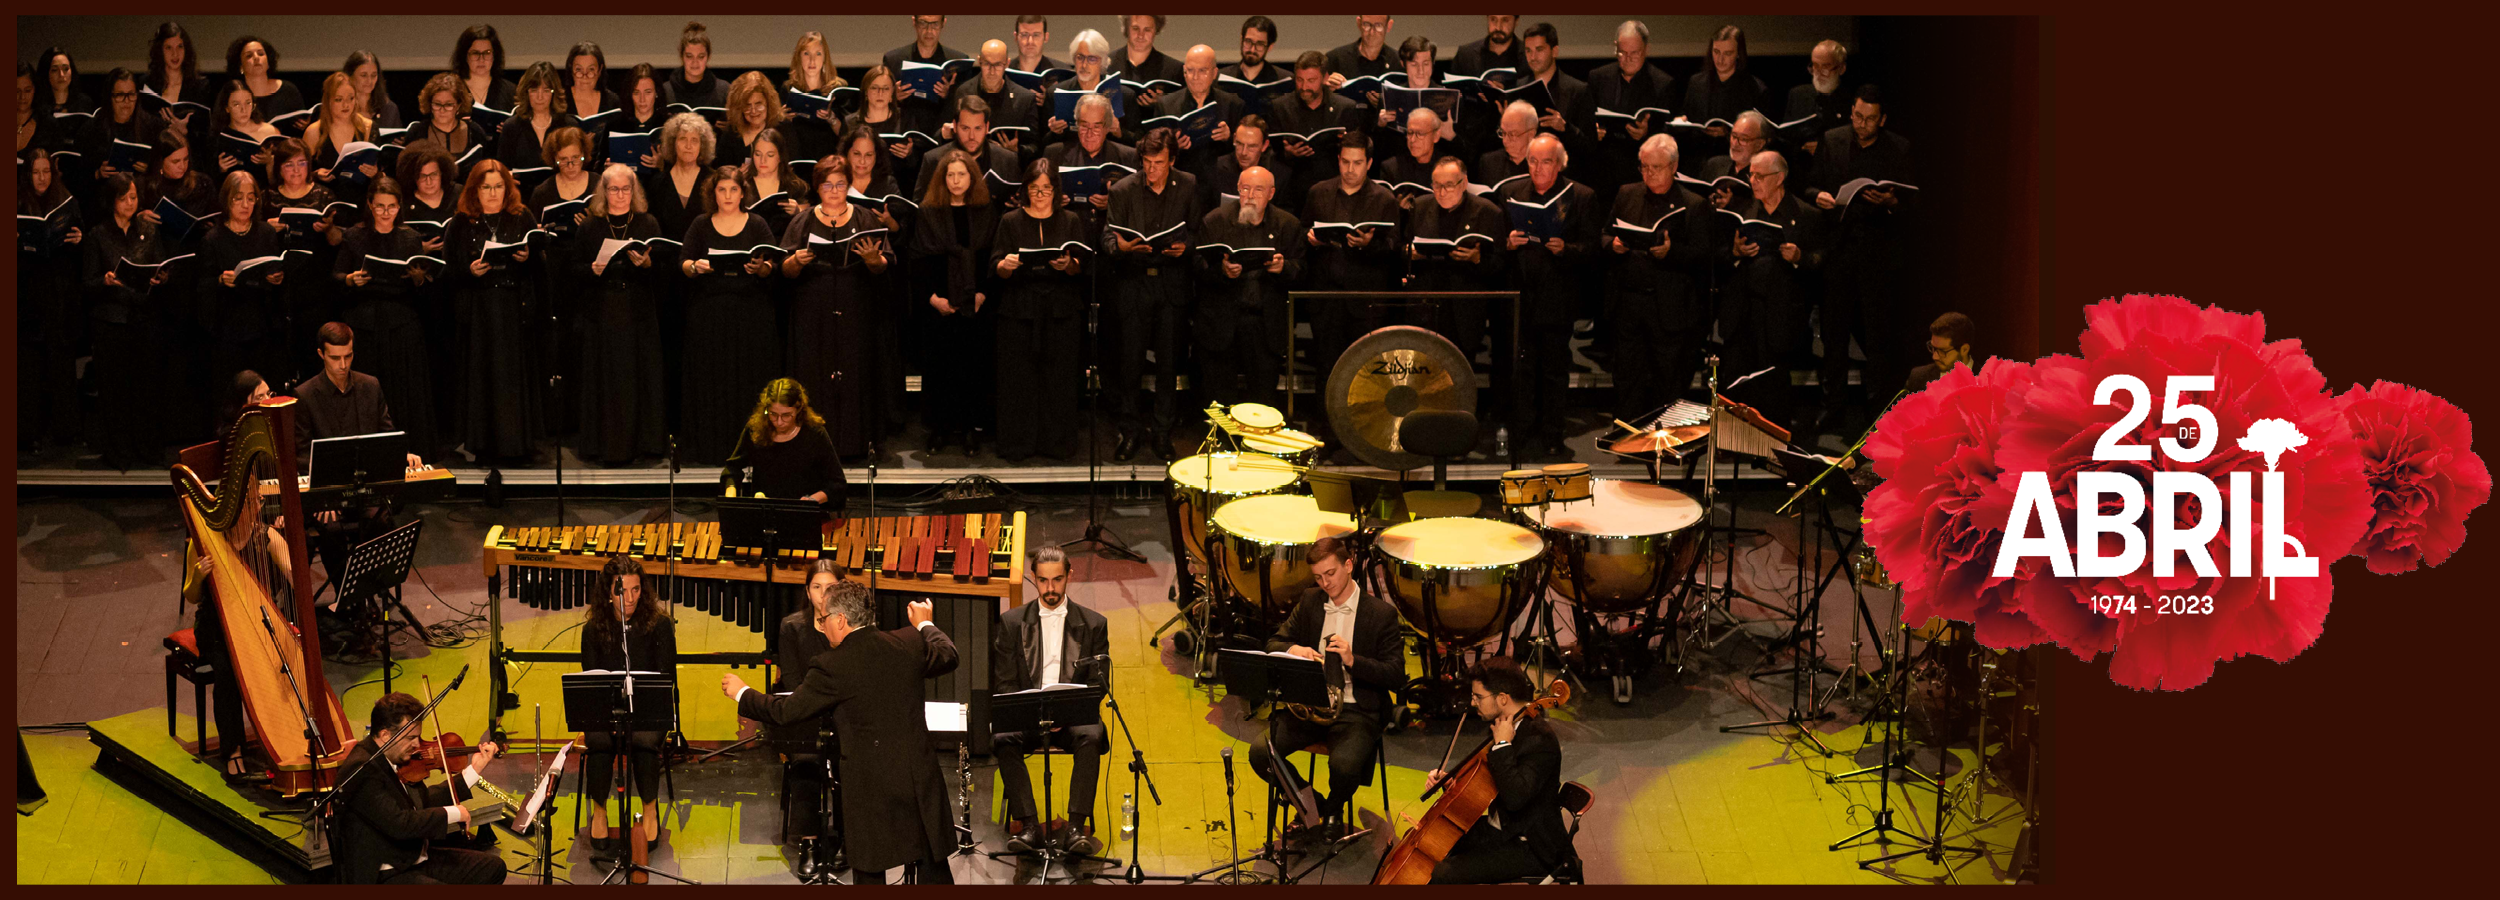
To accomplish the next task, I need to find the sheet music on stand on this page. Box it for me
[510,740,575,833]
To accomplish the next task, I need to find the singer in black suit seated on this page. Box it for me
[1428,656,1573,883]
[333,692,505,884]
[1246,537,1405,837]
[724,583,961,884]
[772,559,843,874]
[577,554,676,853]
[990,546,1111,855]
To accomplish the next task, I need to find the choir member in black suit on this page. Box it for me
[1012,15,1071,90]
[781,157,893,459]
[1371,37,1462,162]
[1724,151,1821,435]
[578,554,678,852]
[1044,30,1117,147]
[1589,21,1677,196]
[141,129,218,440]
[1448,15,1524,158]
[1496,134,1599,463]
[722,586,959,883]
[1102,128,1198,462]
[304,72,376,208]
[226,37,303,125]
[76,69,162,217]
[145,24,213,146]
[1112,16,1185,123]
[680,165,783,465]
[332,177,442,460]
[1376,108,1448,209]
[17,151,83,450]
[410,74,490,184]
[990,546,1113,855]
[908,147,999,454]
[1475,101,1536,193]
[1265,52,1359,215]
[445,159,545,463]
[885,14,968,112]
[1155,46,1243,184]
[953,41,1040,166]
[1678,25,1768,167]
[1605,136,1712,422]
[1221,16,1286,87]
[1517,23,1597,183]
[498,62,579,182]
[1246,538,1404,836]
[263,138,346,383]
[332,693,504,884]
[1425,657,1574,883]
[341,51,401,131]
[563,43,621,156]
[779,32,848,166]
[34,48,95,120]
[1410,156,1500,402]
[213,79,281,178]
[1193,165,1305,409]
[664,21,729,114]
[720,378,848,508]
[1051,93,1139,240]
[572,164,667,466]
[1785,41,1852,160]
[1324,15,1398,110]
[990,157,1090,462]
[395,141,458,442]
[1203,115,1280,212]
[716,72,787,173]
[914,95,1018,197]
[83,174,169,470]
[198,172,287,416]
[1697,111,1769,207]
[451,24,516,120]
[1808,86,1916,432]
[774,560,845,873]
[1303,130,1403,405]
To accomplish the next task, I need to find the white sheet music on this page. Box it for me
[926,701,969,733]
[512,740,573,832]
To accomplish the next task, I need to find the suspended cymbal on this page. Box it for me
[1325,325,1477,472]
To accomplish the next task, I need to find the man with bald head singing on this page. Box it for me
[1192,165,1305,408]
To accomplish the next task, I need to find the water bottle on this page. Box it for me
[1121,793,1137,838]
[1495,426,1510,458]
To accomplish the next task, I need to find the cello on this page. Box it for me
[1370,676,1569,884]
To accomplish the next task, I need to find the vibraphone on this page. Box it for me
[478,513,1027,731]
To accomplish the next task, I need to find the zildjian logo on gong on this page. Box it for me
[1369,358,1434,376]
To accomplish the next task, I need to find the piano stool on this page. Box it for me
[162,629,213,758]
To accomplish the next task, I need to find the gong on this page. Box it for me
[1325,325,1477,471]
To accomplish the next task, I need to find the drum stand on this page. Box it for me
[1829,620,1932,856]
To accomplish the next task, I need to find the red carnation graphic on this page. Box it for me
[1862,359,2049,649]
[2334,381,2492,574]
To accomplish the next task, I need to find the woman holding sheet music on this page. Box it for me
[988,157,1088,462]
[663,21,729,114]
[19,149,85,451]
[452,24,517,120]
[497,62,578,182]
[855,65,932,194]
[742,128,804,237]
[19,65,71,162]
[571,164,666,466]
[780,157,889,460]
[34,48,94,120]
[715,71,786,173]
[843,123,915,437]
[394,141,457,437]
[261,138,344,382]
[303,72,377,208]
[643,112,711,245]
[77,69,160,196]
[782,32,847,164]
[678,165,781,466]
[562,43,620,165]
[139,129,217,441]
[907,147,996,455]
[615,64,668,166]
[198,171,286,397]
[224,36,302,124]
[83,173,168,470]
[445,158,546,463]
[145,24,212,145]
[211,80,277,177]
[531,126,595,427]
[413,74,489,185]
[333,176,441,458]
[339,51,400,130]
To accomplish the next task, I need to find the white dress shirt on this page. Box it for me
[1321,587,1360,698]
[1036,600,1069,685]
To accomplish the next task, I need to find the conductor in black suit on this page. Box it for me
[333,692,505,884]
[1428,656,1573,883]
[1245,537,1404,837]
[724,581,961,884]
[989,545,1112,855]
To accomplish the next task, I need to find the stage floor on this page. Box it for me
[16,484,2024,884]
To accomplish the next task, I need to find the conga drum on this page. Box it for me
[1528,479,1704,614]
[1212,494,1357,628]
[1168,452,1301,563]
[1375,517,1546,648]
[1499,470,1552,508]
[1540,463,1593,503]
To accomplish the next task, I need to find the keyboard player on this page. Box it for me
[290,321,433,646]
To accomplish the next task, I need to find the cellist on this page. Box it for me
[333,692,504,884]
[1424,657,1574,884]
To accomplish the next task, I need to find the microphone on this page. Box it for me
[1220,746,1235,791]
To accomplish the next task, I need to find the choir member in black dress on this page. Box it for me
[578,554,678,850]
[339,51,400,131]
[989,158,1090,462]
[720,378,848,509]
[563,43,621,164]
[304,72,378,209]
[452,24,516,119]
[717,71,786,173]
[1193,165,1306,410]
[1302,131,1403,410]
[1202,114,1281,212]
[1404,155,1510,396]
[528,128,596,226]
[782,32,849,165]
[1013,15,1071,90]
[1677,25,1768,167]
[498,62,579,182]
[841,124,915,437]
[210,79,279,179]
[1605,136,1712,422]
[84,174,170,470]
[1476,101,1536,191]
[198,171,286,413]
[1154,45,1242,185]
[1220,16,1284,87]
[779,157,892,459]
[908,148,998,454]
[226,36,303,126]
[1101,128,1198,461]
[644,112,713,241]
[616,64,669,164]
[445,159,546,463]
[1807,86,1915,431]
[1497,134,1600,463]
[1265,52,1360,214]
[1724,151,1821,435]
[333,176,443,459]
[33,49,96,153]
[1323,15,1397,108]
[76,69,162,221]
[856,65,934,193]
[145,24,212,147]
[883,14,967,112]
[263,138,346,384]
[1043,30,1117,147]
[18,64,76,164]
[1517,24,1597,183]
[18,150,85,451]
[412,73,490,183]
[1785,41,1852,160]
[395,141,458,441]
[952,40,1039,166]
[679,166,783,466]
[572,164,667,466]
[742,129,806,244]
[664,21,730,114]
[1113,16,1184,124]
[529,126,595,428]
[141,129,219,441]
[1589,21,1677,196]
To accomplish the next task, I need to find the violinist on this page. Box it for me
[579,553,677,856]
[334,692,504,884]
[1423,656,1572,884]
[1246,537,1404,841]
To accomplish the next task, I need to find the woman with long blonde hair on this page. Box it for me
[719,377,846,508]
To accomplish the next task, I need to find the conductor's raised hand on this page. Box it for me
[907,599,935,627]
[720,672,751,700]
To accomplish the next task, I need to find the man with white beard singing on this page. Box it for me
[1192,166,1305,408]
[1783,40,1853,161]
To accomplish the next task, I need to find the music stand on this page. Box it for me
[502,738,574,885]
[1193,650,1331,885]
[336,519,424,696]
[719,497,825,631]
[984,685,1115,882]
[561,671,698,885]
[1306,469,1400,524]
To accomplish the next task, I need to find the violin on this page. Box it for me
[394,732,484,782]
[1371,676,1570,885]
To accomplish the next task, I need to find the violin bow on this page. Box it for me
[422,675,471,837]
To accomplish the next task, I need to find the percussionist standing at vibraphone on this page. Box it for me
[720,377,848,511]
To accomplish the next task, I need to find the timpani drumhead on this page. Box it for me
[1167,452,1301,496]
[1376,516,1546,569]
[1212,494,1355,547]
[1528,479,1704,538]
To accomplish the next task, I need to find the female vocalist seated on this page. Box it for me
[578,554,677,854]
[719,377,848,512]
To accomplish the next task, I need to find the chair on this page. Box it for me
[1505,780,1594,884]
[1398,410,1483,520]
[162,630,212,758]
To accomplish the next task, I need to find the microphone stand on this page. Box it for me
[1063,259,1144,563]
[1099,664,1186,883]
[550,373,566,527]
[262,607,331,764]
